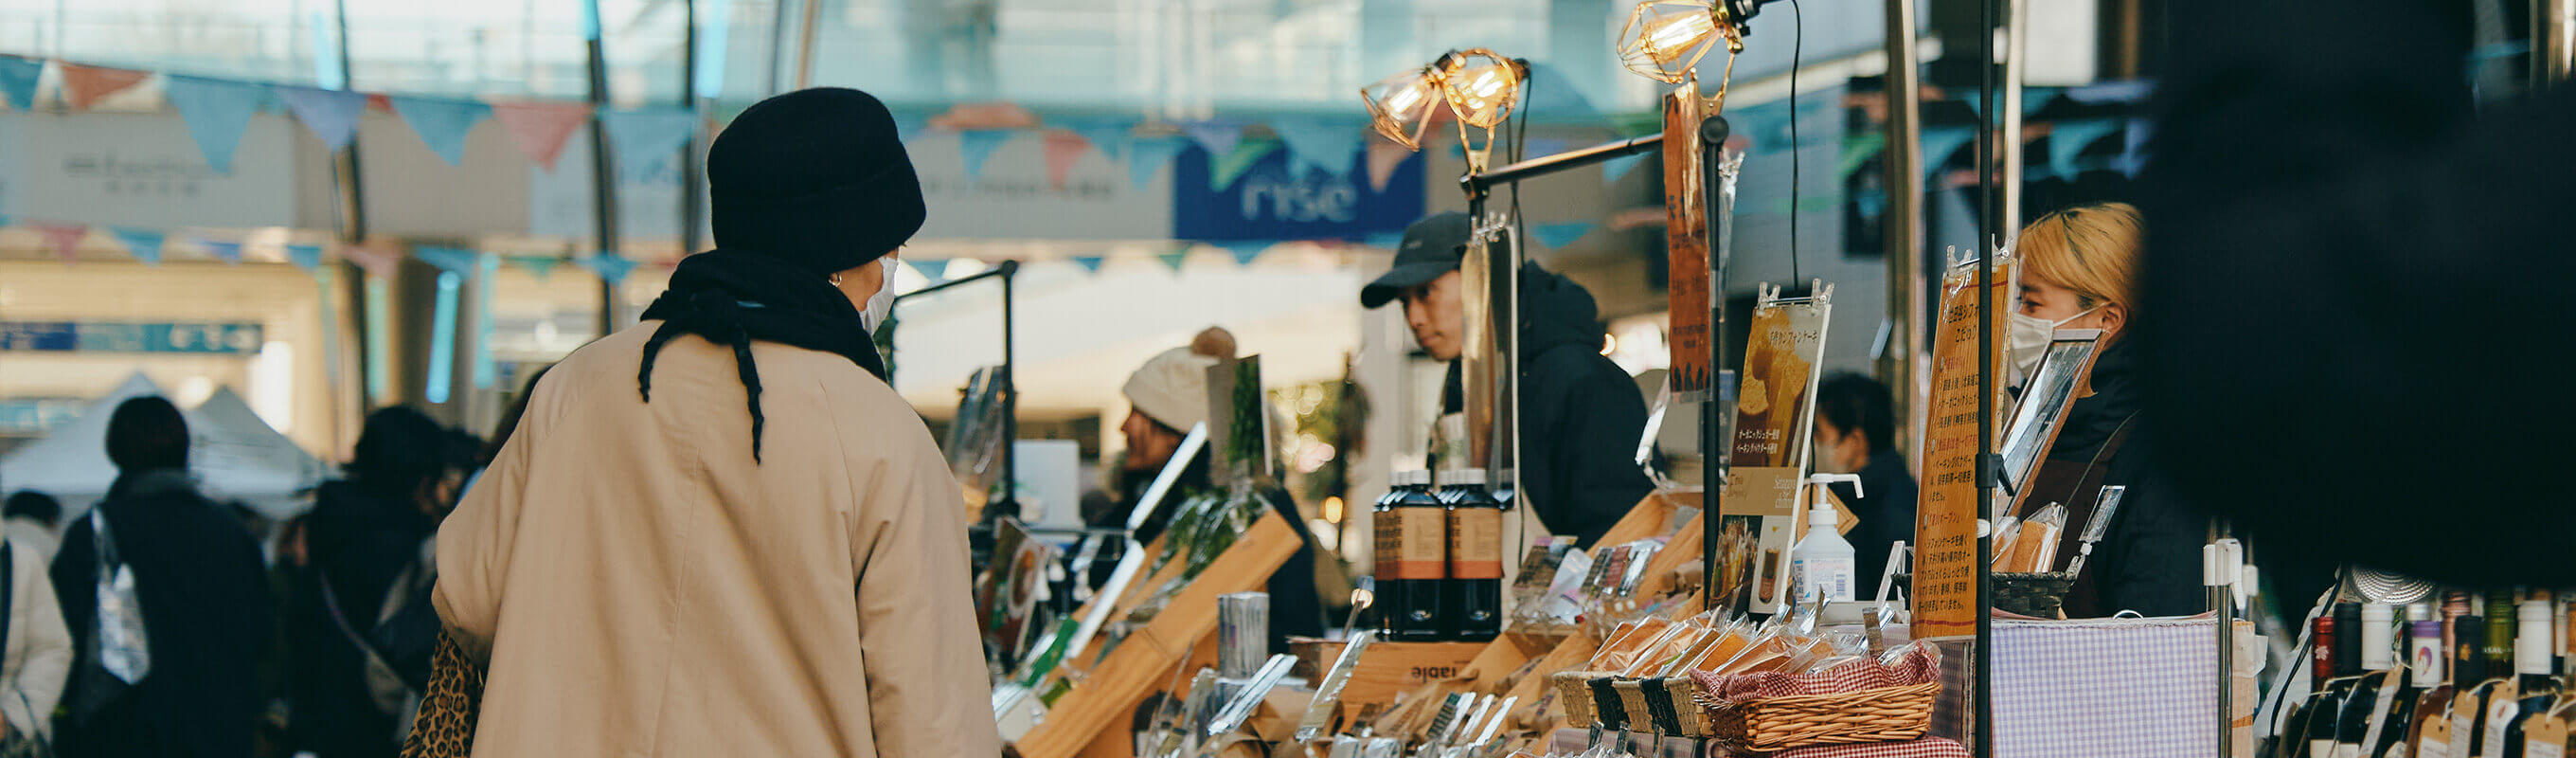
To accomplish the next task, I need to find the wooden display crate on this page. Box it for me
[1288,640,1488,715]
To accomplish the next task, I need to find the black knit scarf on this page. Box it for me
[637,249,887,462]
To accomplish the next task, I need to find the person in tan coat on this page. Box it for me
[434,87,998,758]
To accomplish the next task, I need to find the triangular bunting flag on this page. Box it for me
[340,242,402,277]
[601,107,699,170]
[109,227,165,266]
[892,112,929,142]
[1041,132,1088,190]
[33,224,87,264]
[1532,222,1597,250]
[1363,231,1405,249]
[1127,137,1187,190]
[1211,137,1282,190]
[163,76,266,173]
[198,239,242,264]
[908,260,947,286]
[2048,118,2122,179]
[577,254,637,285]
[507,254,563,281]
[1157,251,1190,272]
[1366,140,1413,192]
[277,87,367,150]
[1271,117,1361,178]
[1840,132,1887,180]
[1219,241,1270,267]
[1070,255,1104,274]
[1601,153,1648,184]
[285,244,324,272]
[1063,117,1133,160]
[490,101,594,170]
[1184,121,1243,159]
[415,246,479,274]
[0,57,41,111]
[1921,126,1978,178]
[57,64,148,111]
[391,96,492,165]
[958,130,1014,181]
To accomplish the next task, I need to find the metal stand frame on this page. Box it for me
[891,260,1022,514]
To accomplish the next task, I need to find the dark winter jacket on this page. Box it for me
[288,480,438,758]
[2137,0,2576,587]
[1835,449,1919,600]
[2039,339,2204,618]
[51,470,270,758]
[1445,263,1655,548]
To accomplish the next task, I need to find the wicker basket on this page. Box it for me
[1655,676,1714,737]
[1694,680,1941,752]
[1611,679,1655,732]
[1993,571,2077,618]
[1550,671,1604,727]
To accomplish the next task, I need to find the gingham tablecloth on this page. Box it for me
[1988,616,2223,758]
[1768,736,1972,758]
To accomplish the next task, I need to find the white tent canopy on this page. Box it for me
[0,373,325,518]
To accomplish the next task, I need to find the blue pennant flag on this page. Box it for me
[1128,137,1187,190]
[578,254,637,285]
[507,254,562,280]
[1070,255,1104,274]
[1921,126,1978,178]
[1219,241,1270,267]
[415,246,480,275]
[958,130,1014,181]
[278,87,366,150]
[891,112,929,142]
[602,107,700,170]
[1520,62,1603,123]
[0,57,41,111]
[286,244,324,272]
[1184,121,1242,158]
[1533,222,1597,250]
[1063,117,1135,160]
[1270,117,1360,178]
[164,76,267,173]
[1363,231,1405,249]
[391,96,492,166]
[909,259,948,286]
[1156,252,1190,272]
[2048,118,2122,179]
[199,239,243,264]
[109,227,165,266]
[1602,153,1648,184]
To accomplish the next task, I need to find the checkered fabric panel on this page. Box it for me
[1690,643,1943,702]
[1771,736,1973,758]
[1991,617,2222,758]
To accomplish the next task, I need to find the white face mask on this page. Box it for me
[2008,307,2093,384]
[860,257,899,333]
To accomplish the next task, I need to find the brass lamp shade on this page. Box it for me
[1618,0,1740,83]
[1362,69,1445,150]
[1438,49,1523,130]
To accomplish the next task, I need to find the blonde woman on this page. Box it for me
[2011,203,2202,618]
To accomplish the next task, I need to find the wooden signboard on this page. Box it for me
[1715,282,1831,615]
[1910,255,2012,640]
[1665,79,1714,401]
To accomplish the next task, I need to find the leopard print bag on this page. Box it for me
[399,634,485,758]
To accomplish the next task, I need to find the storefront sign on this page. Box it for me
[1169,145,1422,242]
[0,321,264,354]
[0,398,83,435]
[1911,257,2012,640]
[1716,284,1830,615]
[1664,83,1715,401]
[1,113,296,228]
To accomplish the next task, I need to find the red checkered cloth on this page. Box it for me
[1690,643,1944,701]
[1763,736,1971,758]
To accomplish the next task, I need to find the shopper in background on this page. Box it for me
[51,396,270,758]
[1107,330,1325,647]
[3,492,59,561]
[1359,212,1654,548]
[433,87,997,757]
[0,488,71,750]
[2136,0,2576,587]
[1811,373,1917,599]
[2007,203,2200,618]
[289,406,454,758]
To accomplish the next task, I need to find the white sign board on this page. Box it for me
[1,113,296,229]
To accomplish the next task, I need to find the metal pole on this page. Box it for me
[1879,0,1926,462]
[1000,261,1019,516]
[583,0,624,337]
[765,0,792,95]
[794,0,824,89]
[2540,0,2576,86]
[681,0,707,258]
[329,0,370,437]
[1975,0,2000,754]
[1699,115,1733,614]
[1999,0,2028,228]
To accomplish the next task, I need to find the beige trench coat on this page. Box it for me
[435,323,998,757]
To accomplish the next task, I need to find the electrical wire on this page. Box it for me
[1786,0,1805,288]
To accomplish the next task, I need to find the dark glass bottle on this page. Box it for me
[1368,472,1414,635]
[1384,470,1451,641]
[1444,468,1506,642]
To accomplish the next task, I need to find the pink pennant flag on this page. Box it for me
[32,224,88,263]
[490,101,595,171]
[1042,132,1087,191]
[1366,140,1413,192]
[57,64,150,111]
[340,241,402,277]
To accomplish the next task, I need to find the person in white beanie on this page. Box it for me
[1100,329,1323,647]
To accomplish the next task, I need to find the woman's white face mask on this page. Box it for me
[2008,307,2093,384]
[861,256,899,332]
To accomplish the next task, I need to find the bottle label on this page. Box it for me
[1385,509,1447,579]
[2484,695,2519,758]
[1446,509,1504,579]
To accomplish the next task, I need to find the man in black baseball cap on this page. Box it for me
[1362,212,1653,547]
